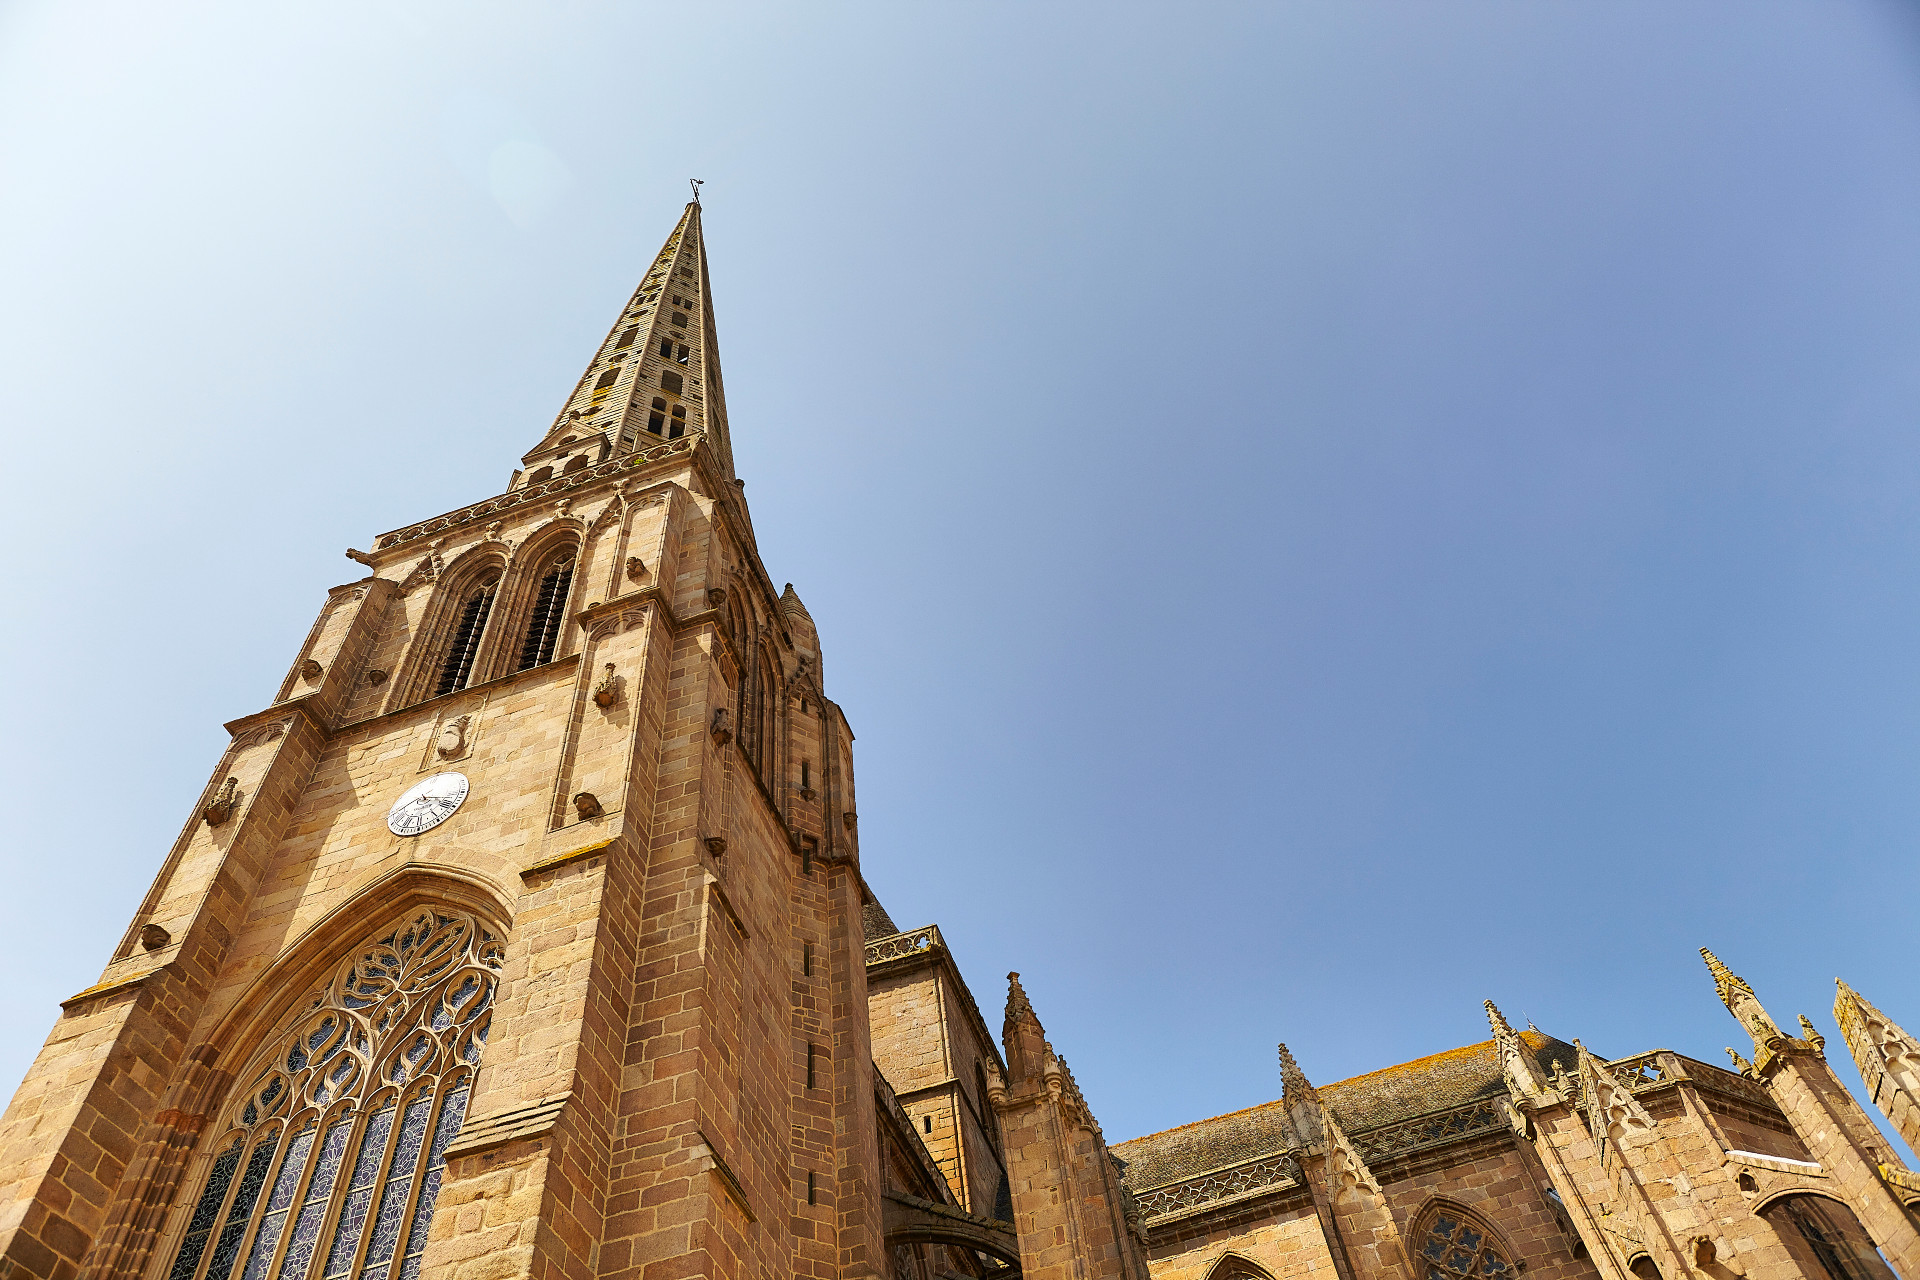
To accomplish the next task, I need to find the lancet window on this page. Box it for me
[516,555,575,671]
[433,578,497,697]
[1414,1205,1516,1280]
[165,909,503,1280]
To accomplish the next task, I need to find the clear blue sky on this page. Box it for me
[4,2,1920,1150]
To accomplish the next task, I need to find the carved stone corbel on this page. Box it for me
[710,707,731,745]
[437,714,471,760]
[626,556,648,583]
[202,778,240,827]
[573,792,604,821]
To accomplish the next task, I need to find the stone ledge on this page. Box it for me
[445,1092,569,1161]
[695,1131,754,1221]
[521,839,615,879]
[1725,1149,1824,1176]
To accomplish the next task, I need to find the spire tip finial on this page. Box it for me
[689,178,704,205]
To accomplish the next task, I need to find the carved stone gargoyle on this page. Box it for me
[710,707,731,745]
[625,556,648,583]
[300,659,324,682]
[707,587,727,607]
[573,791,604,821]
[593,663,618,708]
[366,669,388,687]
[139,923,172,952]
[704,836,728,857]
[202,777,240,827]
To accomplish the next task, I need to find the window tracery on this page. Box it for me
[1415,1204,1516,1280]
[166,909,502,1280]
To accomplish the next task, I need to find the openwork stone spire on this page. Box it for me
[519,200,736,485]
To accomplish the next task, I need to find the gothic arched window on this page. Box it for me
[166,909,502,1280]
[433,577,498,697]
[516,555,575,672]
[1761,1194,1897,1280]
[1414,1204,1517,1280]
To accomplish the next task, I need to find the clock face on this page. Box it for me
[387,772,470,837]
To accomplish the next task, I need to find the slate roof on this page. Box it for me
[861,898,901,941]
[1111,1031,1577,1192]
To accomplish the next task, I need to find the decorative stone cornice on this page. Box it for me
[375,439,700,552]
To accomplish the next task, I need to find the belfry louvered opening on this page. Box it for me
[516,556,575,671]
[434,578,497,697]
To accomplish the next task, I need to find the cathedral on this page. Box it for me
[2,202,1918,1280]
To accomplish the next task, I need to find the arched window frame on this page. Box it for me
[156,907,504,1280]
[394,552,507,710]
[492,529,584,678]
[725,598,750,754]
[1757,1191,1899,1280]
[1410,1199,1521,1280]
[754,645,780,783]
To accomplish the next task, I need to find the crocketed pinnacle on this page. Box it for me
[520,199,736,483]
[1006,971,1035,1023]
[1701,948,1754,1007]
[1486,998,1550,1101]
[1003,972,1051,1093]
[1485,999,1518,1041]
[1702,947,1781,1048]
[1278,1043,1319,1104]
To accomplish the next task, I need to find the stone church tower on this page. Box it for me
[3,200,1919,1280]
[0,202,893,1280]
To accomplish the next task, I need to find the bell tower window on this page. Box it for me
[434,578,497,697]
[517,556,575,671]
[669,406,686,439]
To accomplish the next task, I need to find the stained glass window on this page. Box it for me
[1419,1209,1516,1280]
[164,910,503,1280]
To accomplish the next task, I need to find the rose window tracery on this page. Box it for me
[1419,1210,1515,1280]
[166,909,503,1280]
